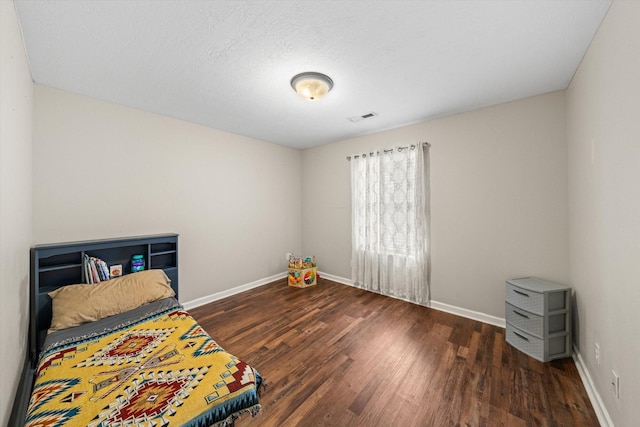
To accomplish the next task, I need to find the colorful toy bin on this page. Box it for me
[288,256,317,288]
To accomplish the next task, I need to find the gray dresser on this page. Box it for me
[505,277,572,362]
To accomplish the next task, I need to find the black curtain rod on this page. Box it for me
[346,142,430,161]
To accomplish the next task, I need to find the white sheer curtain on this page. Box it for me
[350,144,430,305]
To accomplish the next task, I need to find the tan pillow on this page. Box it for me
[48,269,175,333]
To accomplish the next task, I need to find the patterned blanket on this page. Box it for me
[25,307,262,427]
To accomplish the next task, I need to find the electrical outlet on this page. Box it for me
[611,371,620,399]
[595,343,600,366]
[285,252,293,261]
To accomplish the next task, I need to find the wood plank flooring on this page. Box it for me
[189,278,599,427]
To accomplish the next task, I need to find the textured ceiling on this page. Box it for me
[14,0,611,149]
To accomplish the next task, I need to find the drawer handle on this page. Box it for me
[513,331,530,341]
[513,310,529,319]
[513,289,529,297]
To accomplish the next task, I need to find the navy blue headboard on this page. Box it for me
[30,233,178,365]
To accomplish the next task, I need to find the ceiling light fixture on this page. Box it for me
[290,72,333,101]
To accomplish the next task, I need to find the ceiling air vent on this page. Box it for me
[348,112,378,123]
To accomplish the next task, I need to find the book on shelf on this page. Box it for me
[96,258,109,281]
[83,255,93,284]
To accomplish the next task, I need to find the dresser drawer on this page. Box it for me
[505,283,544,315]
[506,323,570,362]
[505,302,544,337]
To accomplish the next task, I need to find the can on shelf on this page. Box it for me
[131,254,145,272]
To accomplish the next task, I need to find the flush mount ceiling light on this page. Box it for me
[290,72,333,101]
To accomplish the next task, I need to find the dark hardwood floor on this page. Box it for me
[189,278,599,427]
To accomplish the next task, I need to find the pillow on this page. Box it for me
[48,269,175,333]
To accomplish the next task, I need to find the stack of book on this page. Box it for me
[83,254,110,284]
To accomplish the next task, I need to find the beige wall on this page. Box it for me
[0,1,33,425]
[566,1,640,425]
[302,91,569,319]
[32,85,302,303]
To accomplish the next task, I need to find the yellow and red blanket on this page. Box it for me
[25,307,262,427]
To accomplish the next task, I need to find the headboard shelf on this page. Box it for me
[151,250,176,256]
[30,233,179,366]
[39,263,83,273]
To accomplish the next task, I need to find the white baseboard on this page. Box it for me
[429,300,506,328]
[318,271,353,286]
[572,345,614,427]
[182,272,287,310]
[319,271,506,328]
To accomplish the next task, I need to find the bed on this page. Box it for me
[12,234,263,427]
